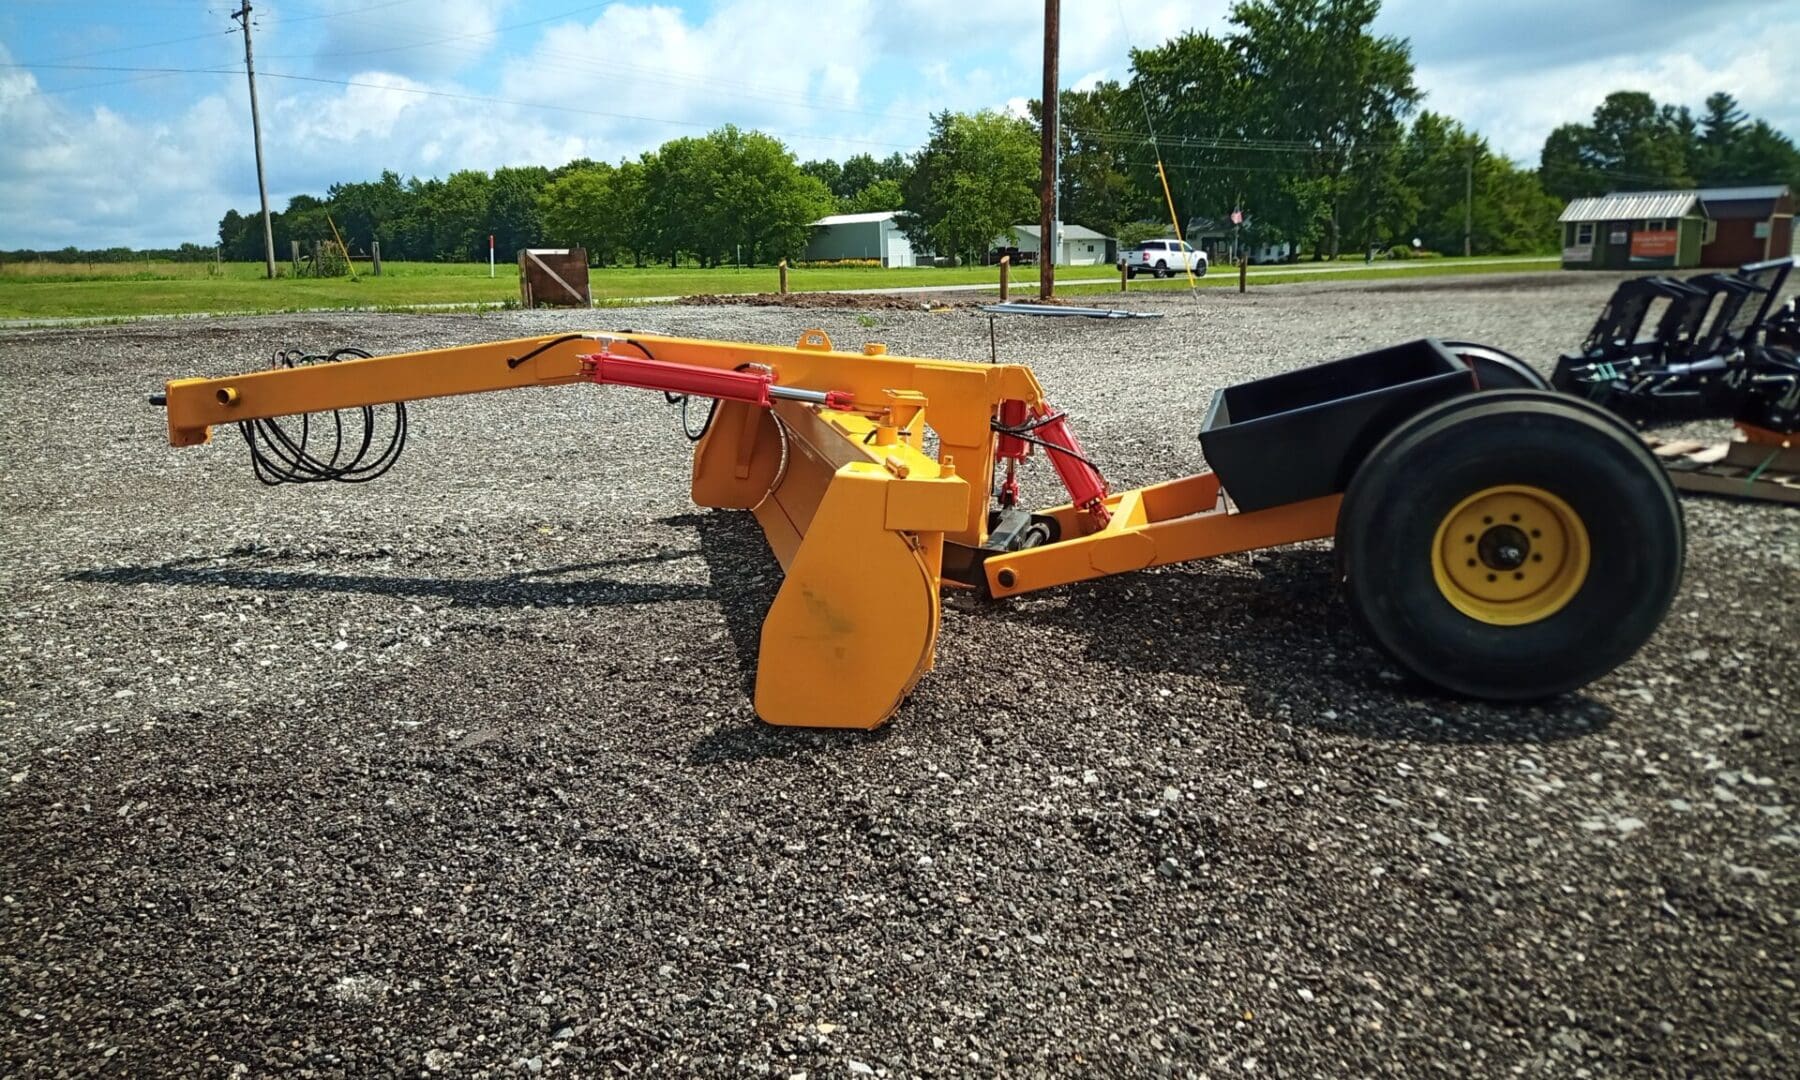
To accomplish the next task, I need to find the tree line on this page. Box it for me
[2,244,220,266]
[1541,90,1800,201]
[13,1,1796,268]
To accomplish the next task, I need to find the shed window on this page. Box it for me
[1704,220,1718,244]
[1576,222,1595,245]
[1644,219,1666,232]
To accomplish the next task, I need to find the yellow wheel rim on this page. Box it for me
[1431,485,1590,626]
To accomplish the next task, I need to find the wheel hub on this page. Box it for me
[1431,485,1591,626]
[1476,523,1530,570]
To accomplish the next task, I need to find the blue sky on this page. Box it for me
[2,0,1795,249]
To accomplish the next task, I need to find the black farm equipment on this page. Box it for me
[1447,256,1800,504]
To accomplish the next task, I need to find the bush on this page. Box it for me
[293,242,351,277]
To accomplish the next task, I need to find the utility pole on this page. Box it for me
[233,1,276,280]
[1039,0,1059,298]
[1463,145,1474,259]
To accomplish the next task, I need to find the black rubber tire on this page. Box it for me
[1127,267,1138,279]
[1442,340,1553,391]
[1337,390,1684,700]
[1196,262,1208,278]
[1154,260,1170,278]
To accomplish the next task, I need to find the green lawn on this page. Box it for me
[0,256,1561,320]
[0,261,1001,319]
[1060,255,1560,296]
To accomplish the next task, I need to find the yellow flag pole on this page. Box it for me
[1155,160,1197,292]
[325,212,358,282]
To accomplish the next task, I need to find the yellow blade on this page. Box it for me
[691,400,784,511]
[754,463,942,729]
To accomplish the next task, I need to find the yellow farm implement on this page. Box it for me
[154,330,1686,728]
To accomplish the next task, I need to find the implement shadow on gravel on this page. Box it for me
[65,549,712,609]
[668,511,894,765]
[992,547,1616,746]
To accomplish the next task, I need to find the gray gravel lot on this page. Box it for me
[2,273,1796,1077]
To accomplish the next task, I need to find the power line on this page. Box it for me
[247,18,939,129]
[0,61,922,152]
[14,0,422,67]
[262,0,425,27]
[20,28,236,65]
[0,57,1488,169]
[258,2,610,60]
[32,71,187,95]
[1065,124,1394,153]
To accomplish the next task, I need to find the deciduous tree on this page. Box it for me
[900,110,1039,263]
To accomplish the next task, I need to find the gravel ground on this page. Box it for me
[2,273,1796,1077]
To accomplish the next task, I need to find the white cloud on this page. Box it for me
[0,49,243,249]
[492,1,893,155]
[295,0,517,79]
[1415,10,1800,162]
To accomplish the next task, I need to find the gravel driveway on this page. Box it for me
[2,273,1795,1077]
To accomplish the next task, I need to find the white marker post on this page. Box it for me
[489,234,496,278]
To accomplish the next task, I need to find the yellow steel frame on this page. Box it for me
[981,476,1340,599]
[164,329,1042,548]
[161,329,1341,729]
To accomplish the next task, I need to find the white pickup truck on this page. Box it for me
[1124,239,1208,278]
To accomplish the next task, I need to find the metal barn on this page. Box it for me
[802,211,921,267]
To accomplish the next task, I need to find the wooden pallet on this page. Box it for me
[1643,435,1800,505]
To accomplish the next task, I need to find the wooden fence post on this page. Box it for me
[1238,256,1248,294]
[779,259,789,295]
[371,241,382,276]
[998,255,1010,302]
[1119,258,1128,292]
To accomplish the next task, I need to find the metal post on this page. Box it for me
[1039,0,1059,299]
[232,2,276,280]
[1464,146,1474,258]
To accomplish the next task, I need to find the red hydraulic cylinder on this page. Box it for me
[1030,406,1111,527]
[995,399,1030,508]
[995,399,1030,460]
[578,350,852,409]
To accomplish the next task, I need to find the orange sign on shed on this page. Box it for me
[1630,230,1679,260]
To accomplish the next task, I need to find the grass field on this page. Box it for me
[0,255,1561,319]
[1060,255,1561,296]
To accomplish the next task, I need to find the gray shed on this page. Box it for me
[802,211,921,267]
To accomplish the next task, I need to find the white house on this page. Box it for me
[1004,223,1116,266]
[802,211,921,267]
